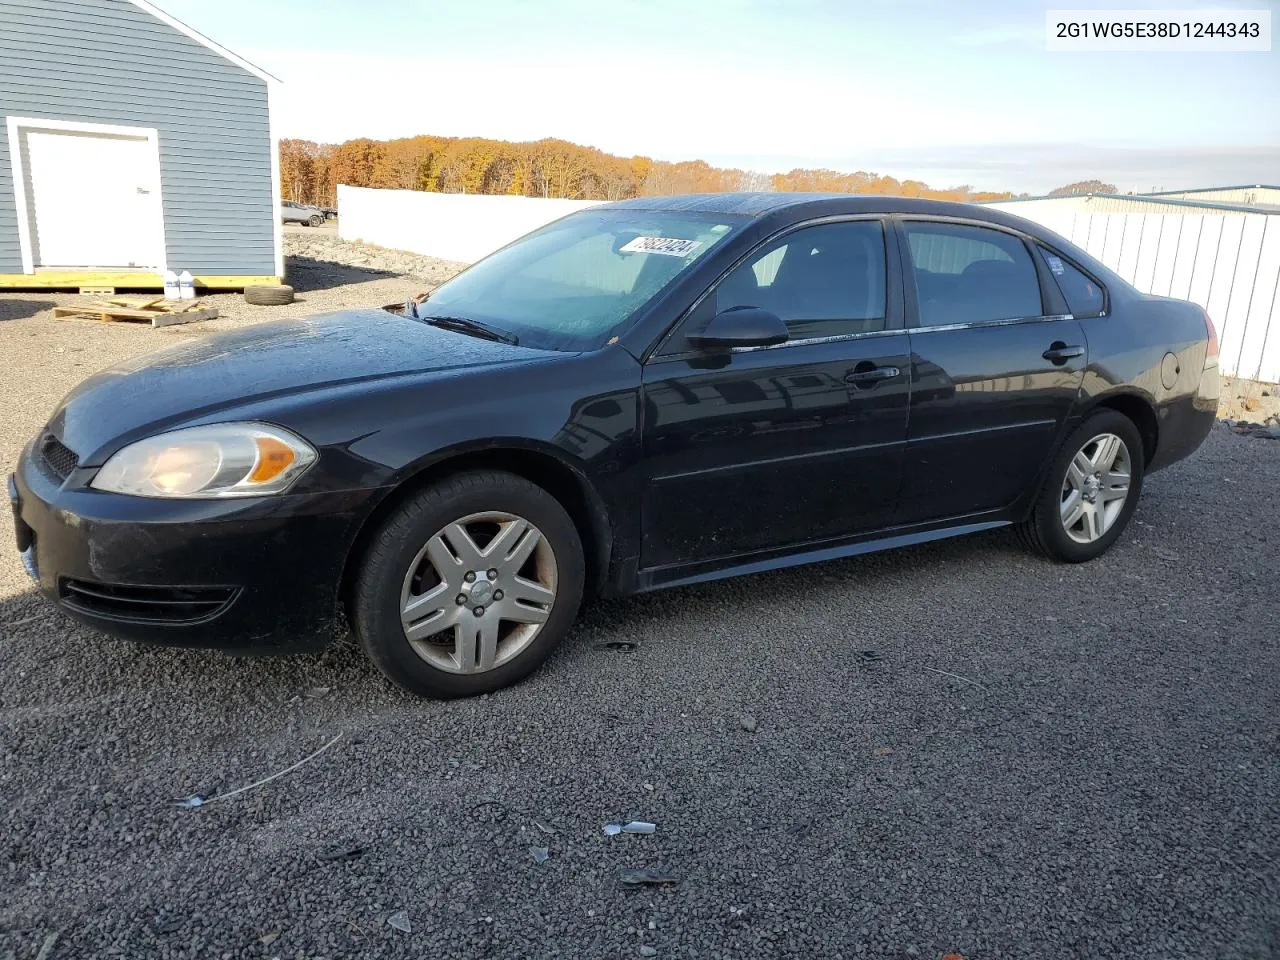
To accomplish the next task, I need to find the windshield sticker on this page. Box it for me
[620,236,702,257]
[1046,255,1066,275]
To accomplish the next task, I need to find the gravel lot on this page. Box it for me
[1,236,1277,959]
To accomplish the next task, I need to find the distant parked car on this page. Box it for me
[11,194,1219,699]
[281,200,326,227]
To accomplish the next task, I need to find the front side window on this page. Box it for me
[418,210,747,351]
[904,222,1044,326]
[707,220,888,340]
[1038,246,1106,318]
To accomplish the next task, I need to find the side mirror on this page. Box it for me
[687,307,788,350]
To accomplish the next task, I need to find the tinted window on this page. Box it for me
[1038,246,1106,318]
[418,210,747,351]
[904,222,1044,326]
[710,221,887,339]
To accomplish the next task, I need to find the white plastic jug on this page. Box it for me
[178,270,195,300]
[163,269,180,300]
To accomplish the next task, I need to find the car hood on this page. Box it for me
[49,310,555,462]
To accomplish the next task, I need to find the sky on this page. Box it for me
[160,0,1279,194]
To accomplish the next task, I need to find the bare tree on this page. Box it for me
[736,169,774,192]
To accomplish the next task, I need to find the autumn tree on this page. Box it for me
[327,139,384,196]
[279,139,329,204]
[1049,179,1118,196]
[279,134,1016,210]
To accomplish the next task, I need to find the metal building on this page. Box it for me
[1146,184,1280,210]
[983,193,1263,218]
[0,0,282,291]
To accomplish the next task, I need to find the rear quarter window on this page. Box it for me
[1038,247,1107,319]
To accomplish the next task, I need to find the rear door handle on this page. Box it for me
[845,365,900,385]
[1042,343,1084,364]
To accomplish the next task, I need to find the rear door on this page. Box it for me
[894,218,1087,523]
[639,218,911,569]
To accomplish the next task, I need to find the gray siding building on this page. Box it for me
[0,0,281,289]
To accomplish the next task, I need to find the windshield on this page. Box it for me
[416,209,749,351]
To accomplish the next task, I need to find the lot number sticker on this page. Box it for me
[620,236,702,257]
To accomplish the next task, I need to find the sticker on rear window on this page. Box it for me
[1046,255,1066,276]
[619,236,702,257]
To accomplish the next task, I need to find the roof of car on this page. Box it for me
[598,192,1005,220]
[599,191,1129,293]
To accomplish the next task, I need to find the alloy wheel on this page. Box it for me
[1060,432,1132,543]
[399,511,558,673]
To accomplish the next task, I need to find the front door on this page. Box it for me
[19,124,165,269]
[640,218,911,570]
[894,218,1087,523]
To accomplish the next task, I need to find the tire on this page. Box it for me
[1017,409,1145,563]
[243,284,295,306]
[352,470,585,698]
[308,214,324,227]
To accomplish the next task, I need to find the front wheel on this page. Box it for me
[1018,410,1145,563]
[308,214,324,227]
[352,471,585,698]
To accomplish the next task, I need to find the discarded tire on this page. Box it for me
[244,284,295,306]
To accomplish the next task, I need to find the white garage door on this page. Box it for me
[18,124,165,270]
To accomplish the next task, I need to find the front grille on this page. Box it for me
[40,436,79,479]
[60,580,238,624]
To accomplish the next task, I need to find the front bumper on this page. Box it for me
[10,447,381,653]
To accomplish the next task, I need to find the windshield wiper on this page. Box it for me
[413,312,519,345]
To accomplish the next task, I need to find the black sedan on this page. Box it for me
[10,194,1219,698]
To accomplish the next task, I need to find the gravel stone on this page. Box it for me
[0,236,1277,958]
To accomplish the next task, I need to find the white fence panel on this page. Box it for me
[337,186,602,264]
[1204,219,1245,353]
[1133,216,1166,293]
[1218,217,1267,376]
[1099,213,1126,270]
[1114,215,1142,286]
[991,201,1280,380]
[1150,215,1186,297]
[1186,216,1223,307]
[1229,219,1280,381]
[1166,216,1203,302]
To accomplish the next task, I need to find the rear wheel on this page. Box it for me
[352,471,584,698]
[1018,409,1144,562]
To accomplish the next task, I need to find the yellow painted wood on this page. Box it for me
[0,273,281,290]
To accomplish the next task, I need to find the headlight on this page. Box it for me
[90,423,317,498]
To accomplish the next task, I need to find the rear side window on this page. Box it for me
[904,222,1044,326]
[1038,246,1106,318]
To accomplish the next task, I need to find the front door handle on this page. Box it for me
[845,364,900,385]
[1042,343,1084,364]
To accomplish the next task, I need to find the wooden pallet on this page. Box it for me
[52,296,218,328]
